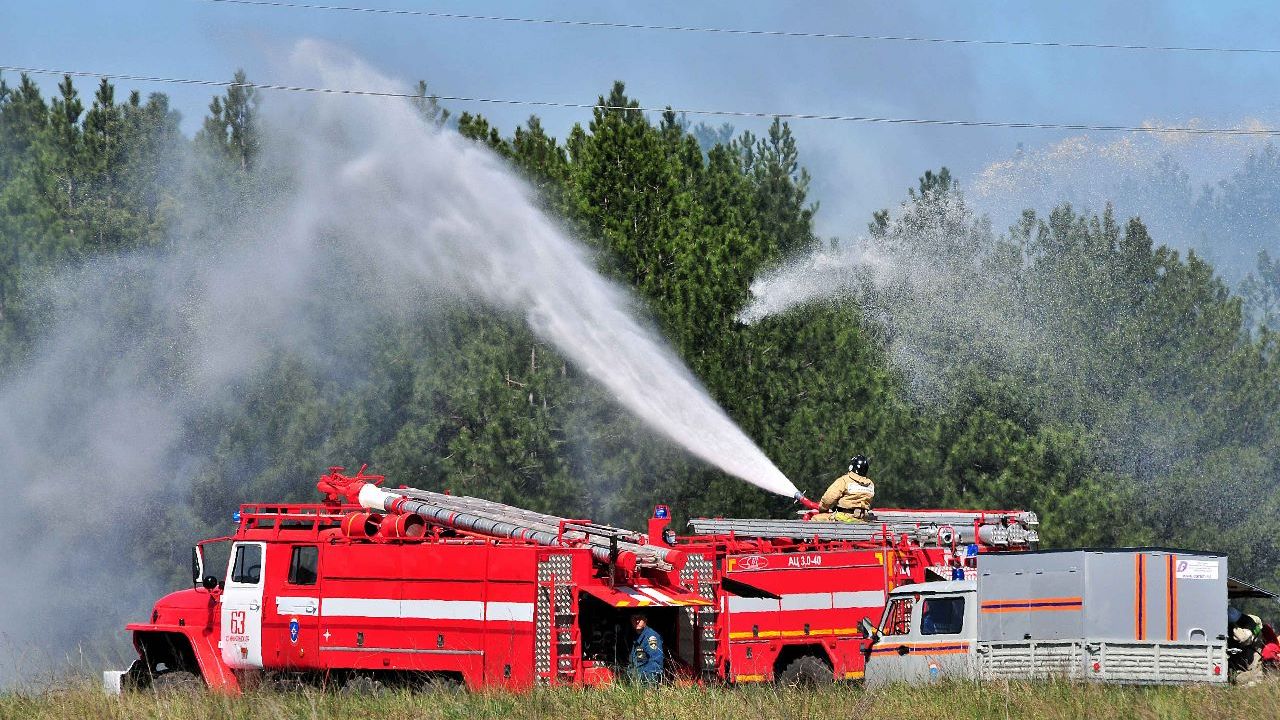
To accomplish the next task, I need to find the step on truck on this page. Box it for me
[108,466,1042,692]
[859,549,1272,685]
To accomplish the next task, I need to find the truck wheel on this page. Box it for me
[151,671,204,694]
[777,655,833,687]
[121,659,150,691]
[341,674,387,695]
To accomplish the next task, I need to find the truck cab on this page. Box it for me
[862,580,976,685]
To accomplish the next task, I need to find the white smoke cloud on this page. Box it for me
[739,190,1038,403]
[968,123,1277,280]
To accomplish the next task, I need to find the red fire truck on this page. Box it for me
[114,467,1039,692]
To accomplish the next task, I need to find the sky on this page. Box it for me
[4,0,1280,240]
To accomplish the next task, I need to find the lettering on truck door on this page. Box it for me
[221,542,266,668]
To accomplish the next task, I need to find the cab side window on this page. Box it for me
[288,546,319,585]
[921,596,965,635]
[230,544,262,584]
[882,597,914,636]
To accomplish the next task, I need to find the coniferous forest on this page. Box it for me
[2,69,1279,602]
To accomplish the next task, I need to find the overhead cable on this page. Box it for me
[3,63,1278,137]
[202,0,1280,56]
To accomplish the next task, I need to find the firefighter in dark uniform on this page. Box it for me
[629,613,664,684]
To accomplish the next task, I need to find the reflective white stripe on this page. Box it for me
[833,590,884,609]
[727,597,780,613]
[402,600,484,621]
[276,596,319,614]
[322,598,400,618]
[636,587,675,604]
[486,602,534,622]
[321,597,532,622]
[620,587,651,602]
[781,593,833,611]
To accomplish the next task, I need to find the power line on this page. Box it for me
[203,0,1280,56]
[4,63,1279,137]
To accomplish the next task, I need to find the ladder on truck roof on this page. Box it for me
[390,486,676,570]
[688,509,1040,549]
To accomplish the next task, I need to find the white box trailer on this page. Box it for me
[862,549,1232,685]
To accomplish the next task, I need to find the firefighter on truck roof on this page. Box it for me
[812,455,875,522]
[629,613,664,685]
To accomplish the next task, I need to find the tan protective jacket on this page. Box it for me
[819,471,875,512]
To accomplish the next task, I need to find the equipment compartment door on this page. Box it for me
[221,541,266,668]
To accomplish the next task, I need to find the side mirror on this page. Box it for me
[202,575,220,591]
[190,546,204,588]
[859,617,879,642]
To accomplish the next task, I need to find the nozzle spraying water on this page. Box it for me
[278,42,799,499]
[793,492,821,510]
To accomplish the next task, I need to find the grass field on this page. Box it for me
[2,680,1278,720]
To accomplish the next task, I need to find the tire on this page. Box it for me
[776,655,833,687]
[340,674,387,695]
[151,671,204,694]
[121,659,150,692]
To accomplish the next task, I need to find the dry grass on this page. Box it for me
[2,680,1279,720]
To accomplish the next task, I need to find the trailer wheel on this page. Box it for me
[151,671,204,694]
[777,655,833,687]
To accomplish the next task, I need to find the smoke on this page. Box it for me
[969,124,1278,281]
[0,40,796,685]
[745,124,1280,393]
[740,190,1034,401]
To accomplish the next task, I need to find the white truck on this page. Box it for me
[859,549,1253,684]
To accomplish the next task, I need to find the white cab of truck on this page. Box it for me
[862,549,1229,685]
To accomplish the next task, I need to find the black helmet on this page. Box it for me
[848,455,870,475]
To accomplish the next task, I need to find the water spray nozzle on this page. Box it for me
[793,492,821,510]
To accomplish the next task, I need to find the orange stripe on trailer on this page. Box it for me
[980,597,1082,613]
[735,674,766,683]
[1167,554,1178,641]
[1135,553,1147,640]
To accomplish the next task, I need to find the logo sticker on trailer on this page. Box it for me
[289,617,300,644]
[1176,559,1218,580]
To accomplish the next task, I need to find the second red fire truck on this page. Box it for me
[114,466,1041,692]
